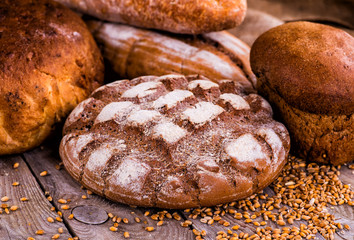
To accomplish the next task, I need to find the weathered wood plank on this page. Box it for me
[21,136,354,240]
[248,0,354,29]
[23,143,195,240]
[0,155,71,239]
[330,163,354,240]
[228,9,284,46]
[182,187,326,240]
[183,161,354,240]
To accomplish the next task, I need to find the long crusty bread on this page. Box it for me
[88,21,256,92]
[55,0,247,34]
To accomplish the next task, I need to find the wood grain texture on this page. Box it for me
[248,0,354,29]
[23,142,194,240]
[0,143,352,239]
[228,9,284,46]
[182,187,327,240]
[0,155,71,239]
[332,163,354,240]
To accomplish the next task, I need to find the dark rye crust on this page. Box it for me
[0,0,104,154]
[250,22,354,165]
[251,21,354,116]
[60,74,290,209]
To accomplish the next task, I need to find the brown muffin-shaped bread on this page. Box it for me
[55,0,247,34]
[0,0,104,155]
[60,74,290,208]
[250,21,354,165]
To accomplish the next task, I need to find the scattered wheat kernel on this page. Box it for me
[47,217,55,223]
[12,182,20,186]
[55,216,62,222]
[58,199,67,204]
[193,229,201,236]
[13,163,19,169]
[47,196,53,201]
[145,227,154,232]
[61,205,70,210]
[223,221,230,227]
[68,214,74,220]
[10,205,18,211]
[52,234,60,239]
[144,211,150,216]
[109,226,118,232]
[1,203,9,208]
[1,196,9,202]
[123,218,129,224]
[35,230,44,235]
[108,213,114,218]
[232,225,240,230]
[20,197,29,202]
[135,217,141,223]
[123,232,130,238]
[27,238,35,240]
[82,195,87,199]
[113,223,119,228]
[87,190,93,195]
[172,212,181,221]
[50,207,55,211]
[4,208,9,214]
[344,224,350,230]
[157,220,163,226]
[40,171,48,177]
[58,227,63,234]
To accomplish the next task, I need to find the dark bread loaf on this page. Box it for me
[54,0,247,34]
[60,74,290,208]
[0,0,104,154]
[250,21,354,165]
[87,21,256,93]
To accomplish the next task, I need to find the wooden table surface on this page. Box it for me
[0,134,353,240]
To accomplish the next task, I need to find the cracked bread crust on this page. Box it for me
[0,0,104,154]
[60,74,290,208]
[55,0,247,34]
[250,21,354,116]
[250,22,354,165]
[257,79,354,166]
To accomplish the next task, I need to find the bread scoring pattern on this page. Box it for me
[60,74,290,208]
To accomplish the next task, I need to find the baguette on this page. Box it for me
[88,21,256,92]
[55,0,247,34]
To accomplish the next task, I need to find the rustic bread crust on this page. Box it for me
[258,79,353,166]
[55,0,247,34]
[87,21,256,92]
[251,21,354,116]
[250,22,354,165]
[0,0,104,154]
[60,74,290,208]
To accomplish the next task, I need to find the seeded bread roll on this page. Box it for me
[60,74,290,208]
[0,0,104,154]
[54,0,247,34]
[250,21,354,165]
[87,21,256,93]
